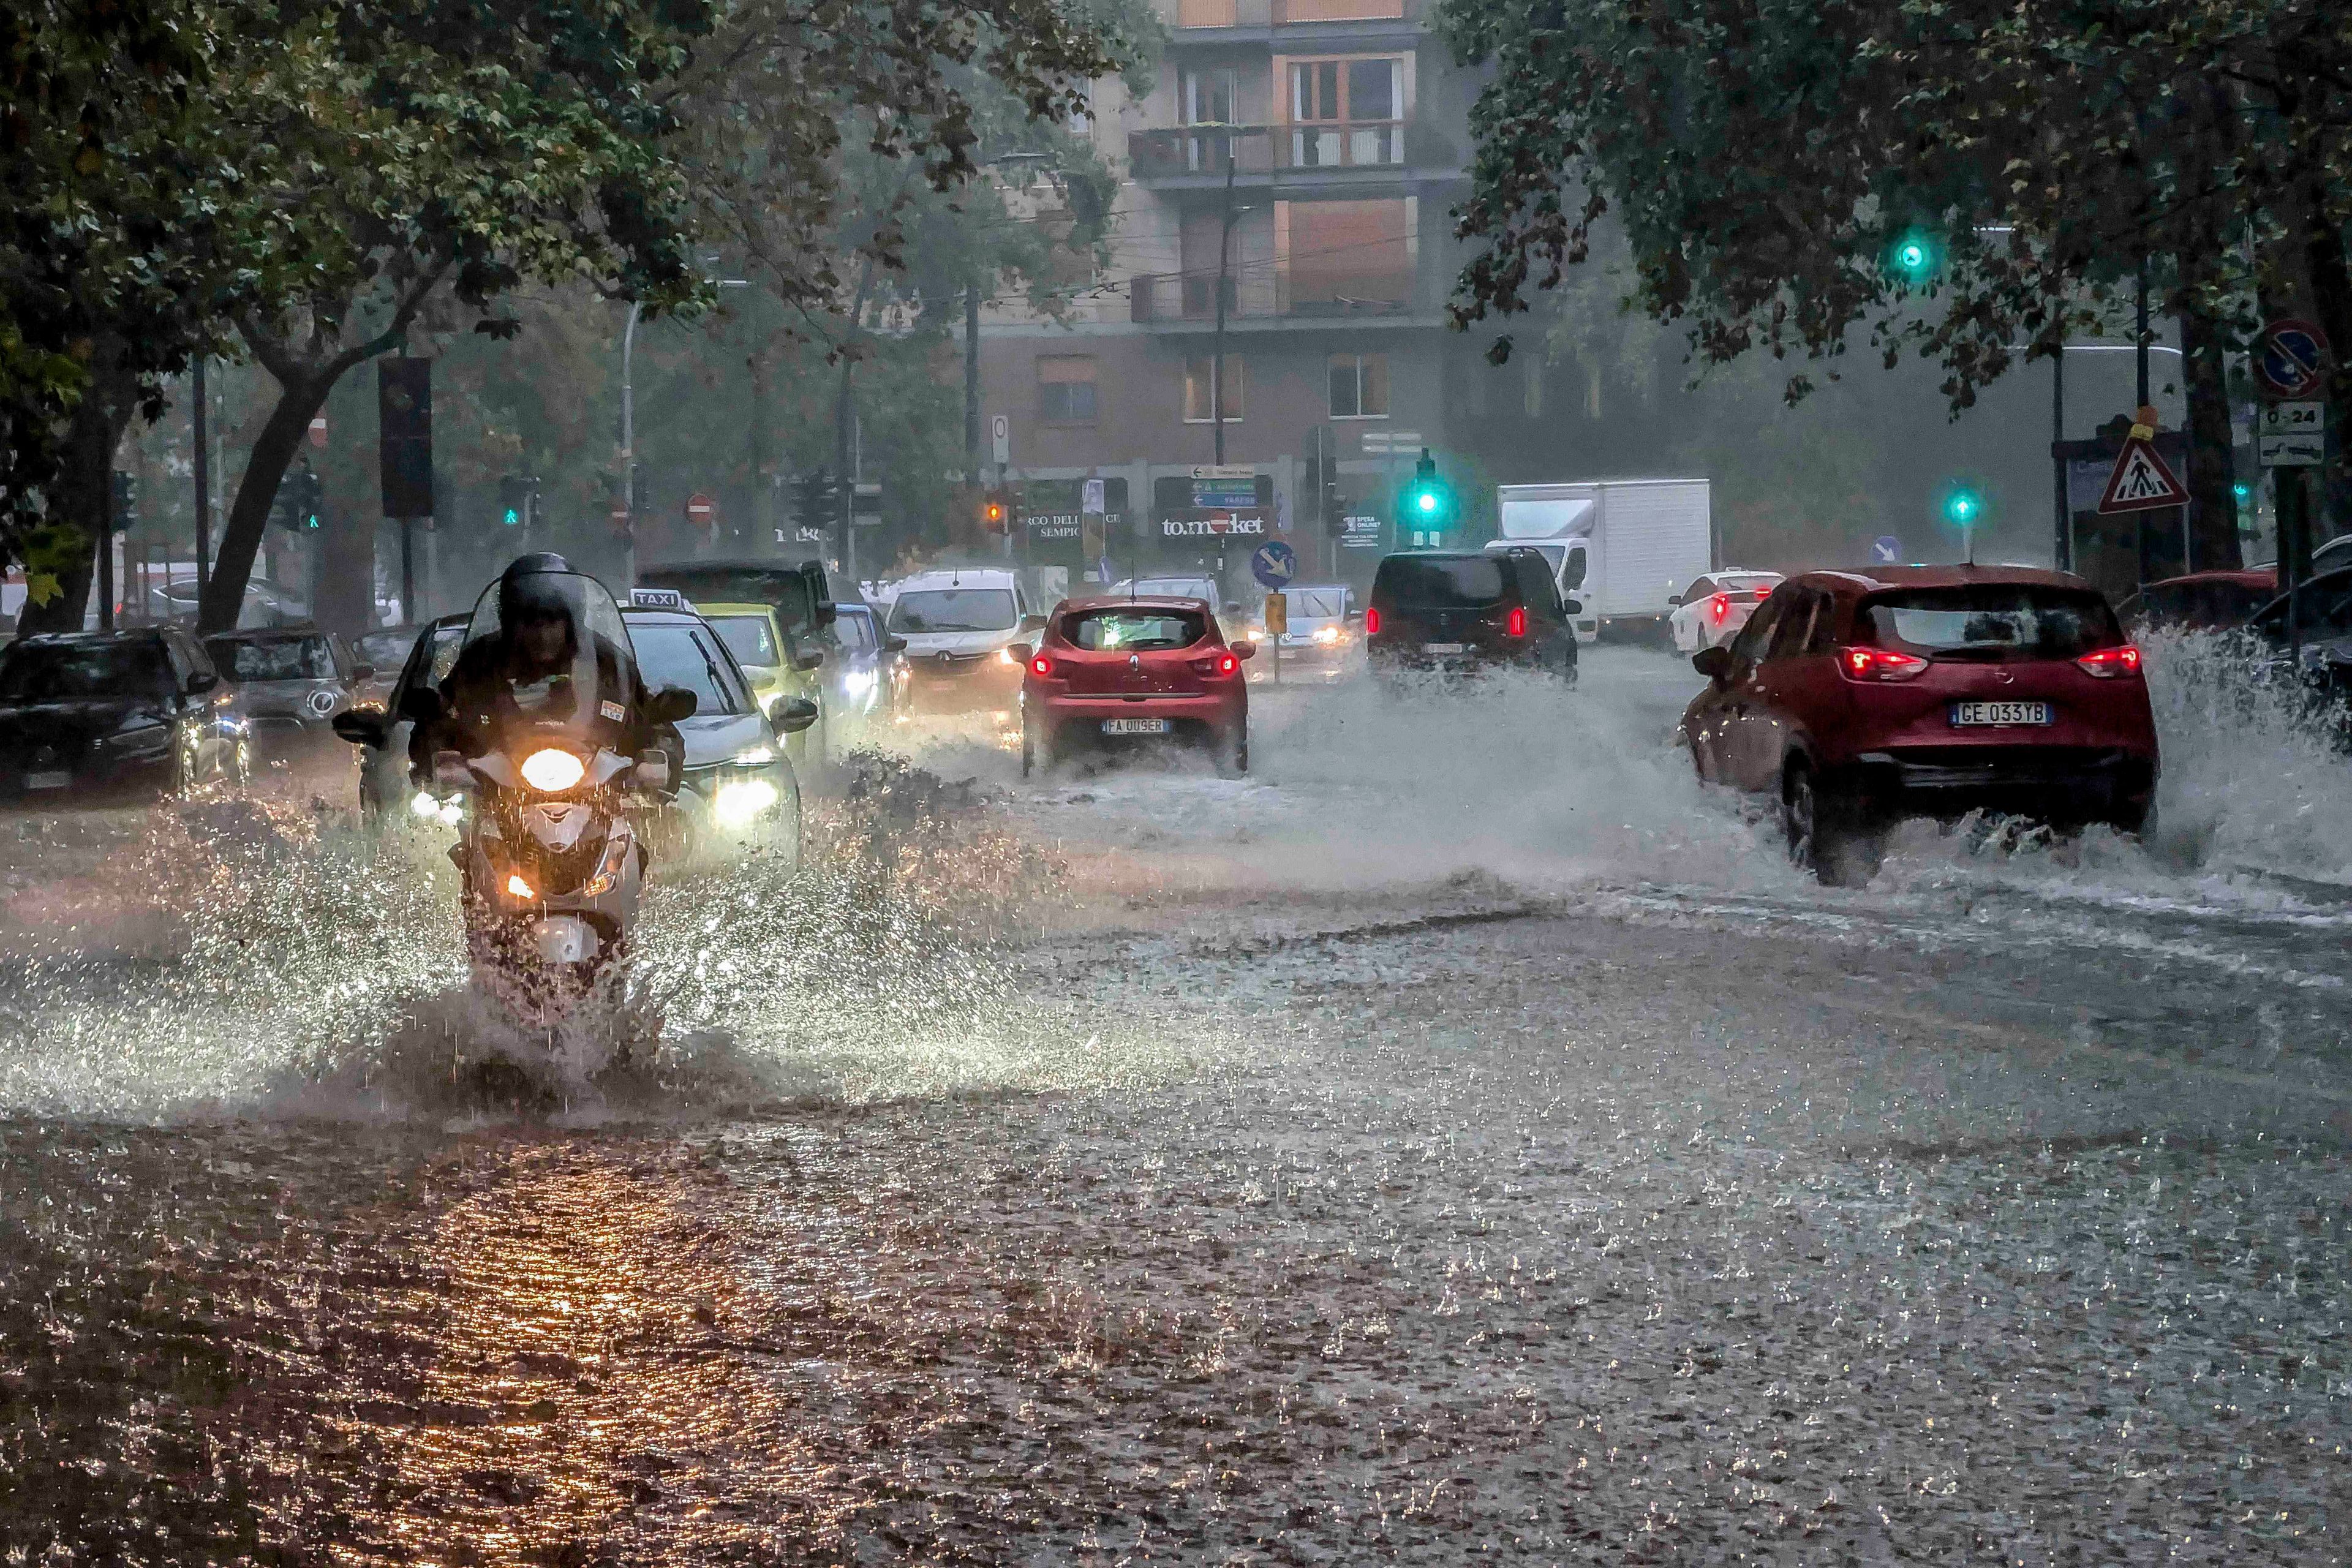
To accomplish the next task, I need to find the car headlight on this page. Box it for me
[1314,625,1341,644]
[712,777,780,825]
[843,669,876,698]
[520,747,585,792]
[997,647,1019,666]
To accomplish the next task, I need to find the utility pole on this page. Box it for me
[620,300,642,587]
[966,284,983,486]
[1212,133,1240,466]
[192,358,210,597]
[2050,351,2070,571]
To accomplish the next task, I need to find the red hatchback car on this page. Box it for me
[1015,596,1256,776]
[1681,566,2158,881]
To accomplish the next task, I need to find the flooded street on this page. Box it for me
[4,645,2348,1564]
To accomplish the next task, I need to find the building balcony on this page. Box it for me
[1128,121,1458,186]
[1175,0,1414,27]
[1129,270,1428,325]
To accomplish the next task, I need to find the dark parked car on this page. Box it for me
[0,627,248,802]
[1682,566,2157,882]
[333,615,470,818]
[203,627,371,756]
[2244,566,2352,721]
[823,601,903,733]
[1365,548,1579,683]
[2118,568,2278,633]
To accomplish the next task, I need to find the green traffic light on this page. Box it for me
[503,508,521,526]
[1416,491,1438,514]
[2233,483,2252,501]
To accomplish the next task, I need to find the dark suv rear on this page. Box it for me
[1365,548,1578,683]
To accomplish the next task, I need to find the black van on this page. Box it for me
[1365,548,1579,684]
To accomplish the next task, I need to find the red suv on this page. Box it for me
[1015,596,1256,776]
[1681,566,2158,881]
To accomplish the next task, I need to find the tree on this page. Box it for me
[1436,0,2352,564]
[2,0,235,631]
[193,0,715,633]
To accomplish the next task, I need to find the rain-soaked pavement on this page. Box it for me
[2,641,2348,1563]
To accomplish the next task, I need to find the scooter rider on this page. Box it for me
[412,553,677,785]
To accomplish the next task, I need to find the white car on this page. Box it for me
[1668,570,1783,652]
[886,567,1042,714]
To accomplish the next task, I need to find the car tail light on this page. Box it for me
[1506,605,1528,638]
[1838,645,1929,682]
[1216,652,1239,677]
[1755,584,1772,600]
[1188,651,1243,677]
[1028,654,1054,677]
[2075,644,2143,678]
[1364,606,1382,636]
[1709,592,1730,624]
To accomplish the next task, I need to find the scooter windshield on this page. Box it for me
[453,571,640,755]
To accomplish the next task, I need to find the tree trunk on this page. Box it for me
[314,499,376,638]
[200,372,333,633]
[2303,212,2352,538]
[2179,303,2242,571]
[16,372,135,636]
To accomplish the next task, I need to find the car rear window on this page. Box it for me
[1063,609,1207,650]
[1860,585,2122,660]
[1375,556,1507,608]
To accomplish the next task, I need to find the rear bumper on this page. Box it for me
[1368,641,1562,673]
[1032,692,1245,740]
[1840,747,2158,824]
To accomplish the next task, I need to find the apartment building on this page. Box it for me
[970,0,1478,592]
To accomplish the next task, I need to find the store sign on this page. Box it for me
[1028,510,1121,543]
[1340,513,1383,549]
[1163,512,1267,538]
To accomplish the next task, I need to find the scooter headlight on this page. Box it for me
[713,777,780,826]
[520,747,586,793]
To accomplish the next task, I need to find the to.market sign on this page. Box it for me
[1161,511,1267,538]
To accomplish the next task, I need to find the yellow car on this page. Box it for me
[698,601,827,764]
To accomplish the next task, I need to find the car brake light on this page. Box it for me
[1029,655,1054,677]
[1838,645,1929,682]
[1755,584,1772,600]
[1506,605,1528,638]
[2075,644,2143,678]
[1216,652,1238,676]
[1709,592,1730,624]
[1364,606,1382,636]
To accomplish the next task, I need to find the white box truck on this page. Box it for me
[1484,479,1713,642]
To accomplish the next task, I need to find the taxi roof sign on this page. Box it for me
[628,586,690,611]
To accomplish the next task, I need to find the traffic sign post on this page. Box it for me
[2258,401,2326,468]
[1871,535,1904,565]
[684,491,717,532]
[2255,318,2331,400]
[1251,541,1296,686]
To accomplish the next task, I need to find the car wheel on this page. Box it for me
[1023,717,1056,778]
[1213,723,1249,777]
[771,766,804,873]
[230,736,252,789]
[1783,758,1877,887]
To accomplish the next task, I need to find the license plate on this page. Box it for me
[25,770,70,790]
[1950,700,2051,727]
[1101,717,1170,736]
[1423,642,1466,655]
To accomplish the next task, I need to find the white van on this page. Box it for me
[884,567,1042,713]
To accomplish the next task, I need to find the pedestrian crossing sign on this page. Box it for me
[2095,417,2189,515]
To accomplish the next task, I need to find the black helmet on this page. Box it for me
[496,554,582,654]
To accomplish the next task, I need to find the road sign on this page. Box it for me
[1250,540,1297,590]
[1871,535,1903,564]
[2258,401,2326,467]
[1189,464,1254,480]
[2096,415,2190,514]
[684,491,717,527]
[990,414,1010,466]
[2255,318,2330,399]
[1263,592,1288,635]
[1082,478,1106,514]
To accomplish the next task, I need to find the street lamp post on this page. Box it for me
[621,301,643,585]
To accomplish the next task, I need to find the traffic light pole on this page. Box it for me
[192,358,211,597]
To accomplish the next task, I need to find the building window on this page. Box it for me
[1329,353,1389,418]
[1287,56,1403,167]
[1038,356,1098,423]
[1182,67,1237,126]
[1183,356,1245,423]
[1281,198,1414,309]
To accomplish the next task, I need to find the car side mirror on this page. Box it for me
[184,671,219,696]
[802,561,837,628]
[633,748,675,792]
[1693,646,1733,684]
[1665,594,1682,607]
[647,685,698,725]
[398,684,446,724]
[794,649,825,673]
[350,662,375,682]
[331,709,389,748]
[775,696,820,734]
[1009,642,1033,665]
[1021,612,1048,631]
[1564,599,1583,617]
[885,635,908,654]
[1231,640,1257,661]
